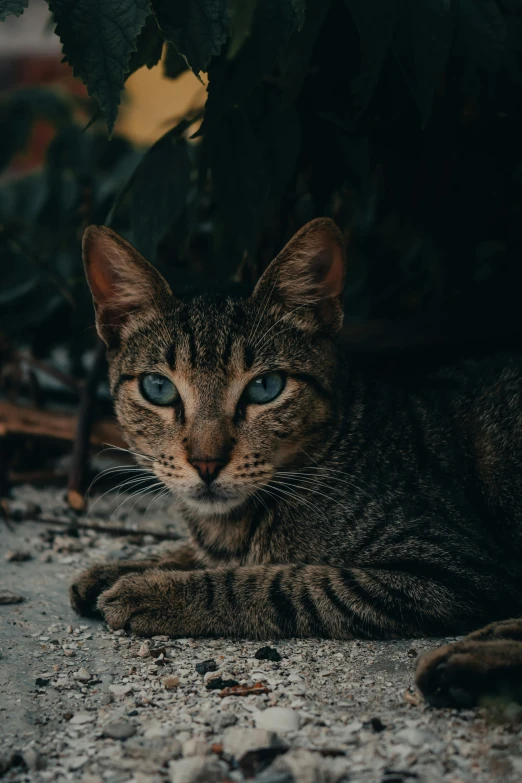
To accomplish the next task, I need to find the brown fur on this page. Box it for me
[71,218,522,708]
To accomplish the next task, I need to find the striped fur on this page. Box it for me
[71,219,522,707]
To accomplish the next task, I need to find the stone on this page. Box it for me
[182,738,208,757]
[205,677,238,691]
[204,670,223,683]
[109,683,134,697]
[0,590,25,604]
[22,748,44,771]
[254,646,282,662]
[69,711,96,725]
[395,727,430,748]
[254,707,300,733]
[168,757,227,783]
[67,755,89,770]
[272,749,323,783]
[74,667,91,683]
[195,659,218,675]
[162,675,180,690]
[215,713,237,730]
[222,727,279,760]
[35,677,50,687]
[5,549,32,562]
[103,719,136,740]
[138,642,150,657]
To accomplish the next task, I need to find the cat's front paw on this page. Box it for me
[416,639,522,708]
[97,570,184,637]
[70,560,156,617]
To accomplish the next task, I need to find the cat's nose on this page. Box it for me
[190,458,226,485]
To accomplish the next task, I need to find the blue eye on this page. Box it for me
[244,372,285,404]
[140,374,179,406]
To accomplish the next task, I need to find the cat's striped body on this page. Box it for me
[71,219,522,708]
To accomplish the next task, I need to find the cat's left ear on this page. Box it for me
[252,218,346,334]
[82,226,173,347]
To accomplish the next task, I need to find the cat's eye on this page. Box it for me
[244,372,285,404]
[140,373,180,406]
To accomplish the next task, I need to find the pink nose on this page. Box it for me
[190,458,225,485]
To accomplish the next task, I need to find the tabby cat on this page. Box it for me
[71,218,522,709]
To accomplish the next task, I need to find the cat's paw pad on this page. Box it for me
[70,563,129,617]
[97,570,180,637]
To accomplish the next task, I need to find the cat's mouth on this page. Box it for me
[184,483,246,515]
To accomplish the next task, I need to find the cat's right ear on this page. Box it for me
[82,226,172,347]
[252,218,346,334]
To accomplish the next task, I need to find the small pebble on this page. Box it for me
[5,550,32,562]
[204,670,223,683]
[137,642,150,658]
[0,590,25,605]
[162,675,180,690]
[182,738,208,757]
[368,716,386,733]
[254,706,299,733]
[168,756,226,783]
[195,659,218,675]
[74,667,91,683]
[222,727,279,759]
[109,683,134,697]
[206,677,239,691]
[35,677,50,687]
[102,719,136,740]
[69,712,96,725]
[22,748,44,771]
[255,646,282,662]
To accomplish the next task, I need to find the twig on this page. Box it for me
[13,512,181,542]
[8,469,69,486]
[0,400,124,448]
[68,338,107,512]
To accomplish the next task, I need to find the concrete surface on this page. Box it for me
[1,486,521,783]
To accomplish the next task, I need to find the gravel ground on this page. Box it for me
[1,486,522,783]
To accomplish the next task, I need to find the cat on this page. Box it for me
[70,218,522,709]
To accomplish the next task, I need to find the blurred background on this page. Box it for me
[1,0,522,510]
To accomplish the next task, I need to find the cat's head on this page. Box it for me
[83,219,345,516]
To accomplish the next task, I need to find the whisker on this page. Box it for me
[100,444,155,463]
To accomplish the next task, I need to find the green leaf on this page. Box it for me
[128,13,164,75]
[163,43,189,79]
[154,0,229,75]
[0,0,28,22]
[345,0,398,112]
[227,0,257,59]
[48,0,151,133]
[392,0,453,125]
[130,130,191,263]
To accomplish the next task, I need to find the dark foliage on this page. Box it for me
[2,0,522,357]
